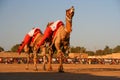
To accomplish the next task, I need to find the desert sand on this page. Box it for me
[0,64,120,80]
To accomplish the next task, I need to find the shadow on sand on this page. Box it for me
[0,72,120,80]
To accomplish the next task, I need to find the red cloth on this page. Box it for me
[37,26,53,47]
[52,21,64,39]
[18,34,31,54]
[37,20,64,47]
[31,29,41,42]
[18,28,42,54]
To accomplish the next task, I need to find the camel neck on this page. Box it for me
[65,17,72,33]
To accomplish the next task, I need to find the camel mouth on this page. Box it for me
[71,11,74,17]
[70,6,75,16]
[71,11,74,15]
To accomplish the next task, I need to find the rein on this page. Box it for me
[66,16,72,22]
[65,15,72,33]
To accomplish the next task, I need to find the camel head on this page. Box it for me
[66,6,75,22]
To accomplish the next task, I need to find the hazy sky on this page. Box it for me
[0,0,120,51]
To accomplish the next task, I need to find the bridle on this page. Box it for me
[66,15,72,22]
[66,7,74,22]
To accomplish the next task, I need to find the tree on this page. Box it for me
[70,46,76,53]
[103,46,112,54]
[70,46,86,53]
[86,51,95,56]
[80,47,86,53]
[96,49,104,55]
[113,45,120,53]
[11,44,20,52]
[75,46,81,53]
[0,46,4,52]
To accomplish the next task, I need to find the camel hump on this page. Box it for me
[49,20,64,31]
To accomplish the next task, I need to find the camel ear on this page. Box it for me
[47,22,53,27]
[71,6,75,10]
[66,9,67,11]
[47,22,50,27]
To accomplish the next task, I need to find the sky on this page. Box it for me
[0,0,120,51]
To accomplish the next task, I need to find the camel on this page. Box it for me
[23,31,46,71]
[46,6,75,72]
[20,6,74,72]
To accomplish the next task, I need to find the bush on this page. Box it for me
[0,46,4,52]
[11,44,20,52]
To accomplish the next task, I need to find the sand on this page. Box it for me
[0,64,120,80]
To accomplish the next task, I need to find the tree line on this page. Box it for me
[70,45,120,56]
[0,44,120,56]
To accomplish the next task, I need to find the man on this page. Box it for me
[18,27,41,54]
[36,20,64,49]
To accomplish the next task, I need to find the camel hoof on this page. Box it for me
[47,69,52,71]
[43,65,46,71]
[58,70,64,73]
[43,67,46,71]
[25,67,29,70]
[33,68,38,71]
[47,68,52,71]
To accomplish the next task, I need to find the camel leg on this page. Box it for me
[24,45,30,70]
[25,53,30,70]
[42,47,46,70]
[57,50,64,72]
[54,36,64,72]
[47,49,52,71]
[43,55,46,70]
[33,52,38,71]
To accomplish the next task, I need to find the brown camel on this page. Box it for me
[23,31,47,71]
[47,6,75,72]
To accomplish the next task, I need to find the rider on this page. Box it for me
[36,20,64,49]
[18,27,41,54]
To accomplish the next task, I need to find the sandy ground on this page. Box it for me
[0,64,120,80]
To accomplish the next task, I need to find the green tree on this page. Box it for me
[86,51,95,56]
[80,47,86,53]
[75,46,81,53]
[0,46,4,52]
[103,46,112,54]
[95,49,104,55]
[11,44,20,52]
[113,45,120,53]
[70,46,76,53]
[70,46,86,53]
